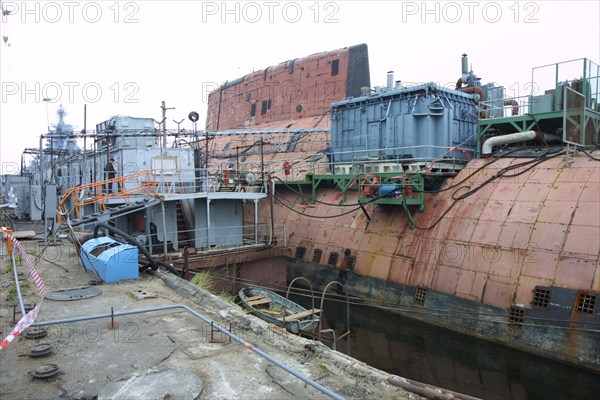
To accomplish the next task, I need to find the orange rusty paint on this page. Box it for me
[565,292,583,361]
[210,51,600,312]
[563,225,600,256]
[388,257,414,285]
[530,222,568,252]
[554,258,597,289]
[432,265,461,294]
[521,250,558,279]
[262,153,599,310]
[456,269,487,301]
[206,46,365,130]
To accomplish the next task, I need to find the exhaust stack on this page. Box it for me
[387,71,394,90]
[461,54,469,75]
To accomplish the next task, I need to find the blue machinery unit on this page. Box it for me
[80,237,139,283]
[285,57,598,213]
[330,82,479,163]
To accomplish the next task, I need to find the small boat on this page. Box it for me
[239,287,320,335]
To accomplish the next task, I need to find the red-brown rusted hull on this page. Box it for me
[205,45,600,372]
[206,44,370,130]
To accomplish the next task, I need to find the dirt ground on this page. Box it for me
[0,225,456,400]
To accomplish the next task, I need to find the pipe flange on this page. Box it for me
[32,364,60,379]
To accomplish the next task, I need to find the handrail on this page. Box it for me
[58,170,158,221]
[480,94,530,119]
[318,281,351,355]
[285,277,318,336]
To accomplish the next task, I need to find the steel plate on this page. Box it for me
[45,286,102,301]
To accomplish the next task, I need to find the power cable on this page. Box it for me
[186,269,600,333]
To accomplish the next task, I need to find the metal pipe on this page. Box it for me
[254,199,258,244]
[318,281,350,355]
[456,84,483,102]
[160,199,168,258]
[93,139,97,197]
[11,252,26,316]
[38,134,43,193]
[93,222,158,271]
[32,304,345,400]
[205,132,209,170]
[286,277,317,335]
[455,81,486,118]
[481,130,540,157]
[82,104,87,186]
[268,176,275,245]
[216,85,223,131]
[206,199,211,246]
[503,99,519,116]
[388,376,481,400]
[260,140,265,185]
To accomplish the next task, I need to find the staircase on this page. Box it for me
[176,201,191,248]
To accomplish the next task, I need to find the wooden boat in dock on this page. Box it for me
[238,287,320,335]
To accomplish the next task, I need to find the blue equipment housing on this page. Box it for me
[330,83,480,163]
[80,237,139,283]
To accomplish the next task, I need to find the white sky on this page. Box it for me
[1,0,599,172]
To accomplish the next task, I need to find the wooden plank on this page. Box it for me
[247,298,272,306]
[245,295,266,302]
[261,309,282,316]
[278,308,320,322]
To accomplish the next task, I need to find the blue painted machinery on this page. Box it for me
[80,236,139,283]
[330,82,479,163]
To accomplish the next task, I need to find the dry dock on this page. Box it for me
[0,231,477,400]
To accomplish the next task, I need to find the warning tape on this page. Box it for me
[0,229,46,350]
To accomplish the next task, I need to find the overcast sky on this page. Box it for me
[1,0,598,172]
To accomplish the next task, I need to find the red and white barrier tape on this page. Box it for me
[0,230,46,350]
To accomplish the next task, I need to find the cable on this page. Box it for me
[274,175,419,209]
[188,268,600,332]
[271,145,569,226]
[403,148,567,230]
[274,194,363,219]
[578,142,600,161]
[189,268,600,329]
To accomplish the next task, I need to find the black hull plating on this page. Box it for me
[286,258,600,373]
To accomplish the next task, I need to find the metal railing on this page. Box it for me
[480,95,531,119]
[58,166,273,221]
[157,223,287,252]
[58,170,159,221]
[261,144,474,179]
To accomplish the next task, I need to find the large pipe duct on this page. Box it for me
[504,99,519,116]
[455,80,487,118]
[481,130,562,157]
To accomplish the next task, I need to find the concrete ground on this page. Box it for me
[0,228,458,400]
